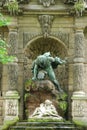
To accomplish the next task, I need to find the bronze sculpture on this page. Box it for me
[32,52,66,92]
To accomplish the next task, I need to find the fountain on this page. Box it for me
[9,52,80,130]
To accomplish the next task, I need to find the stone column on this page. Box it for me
[2,26,18,94]
[73,28,85,91]
[8,26,18,56]
[72,28,87,123]
[1,25,20,122]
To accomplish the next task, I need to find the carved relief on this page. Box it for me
[23,31,69,48]
[51,31,69,47]
[24,37,67,60]
[75,30,84,58]
[23,32,41,46]
[39,0,55,7]
[6,100,18,116]
[8,30,18,55]
[39,15,54,38]
[7,64,18,90]
[72,100,85,117]
[73,64,84,91]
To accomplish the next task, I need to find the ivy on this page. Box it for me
[0,13,15,64]
[6,0,19,15]
[0,13,10,26]
[74,0,85,16]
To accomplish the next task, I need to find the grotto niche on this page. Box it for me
[24,36,68,119]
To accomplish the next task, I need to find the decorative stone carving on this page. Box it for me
[23,32,41,47]
[39,0,55,7]
[4,91,20,121]
[72,91,87,122]
[23,31,69,48]
[8,28,18,55]
[64,0,77,4]
[39,15,54,38]
[51,31,69,47]
[25,80,66,118]
[6,100,18,116]
[75,29,84,58]
[29,99,63,120]
[73,63,84,91]
[73,28,85,91]
[7,62,18,90]
[73,101,85,117]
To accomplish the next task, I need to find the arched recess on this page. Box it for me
[24,36,68,59]
[24,36,68,92]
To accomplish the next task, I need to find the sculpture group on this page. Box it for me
[32,52,66,92]
[29,99,63,120]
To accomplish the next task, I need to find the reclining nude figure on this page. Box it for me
[29,99,62,119]
[31,52,66,92]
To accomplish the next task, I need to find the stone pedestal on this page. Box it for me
[72,91,87,123]
[25,80,66,118]
[4,90,20,121]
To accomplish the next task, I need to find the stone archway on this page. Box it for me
[24,36,68,92]
[24,36,67,60]
[23,36,69,119]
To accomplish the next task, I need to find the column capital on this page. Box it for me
[8,25,18,32]
[74,26,85,33]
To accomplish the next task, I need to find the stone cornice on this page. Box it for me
[0,1,87,16]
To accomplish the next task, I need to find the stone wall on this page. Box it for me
[0,0,87,124]
[0,97,4,125]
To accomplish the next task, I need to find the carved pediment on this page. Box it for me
[39,0,55,7]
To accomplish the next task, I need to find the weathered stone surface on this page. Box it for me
[4,91,20,121]
[73,63,85,91]
[75,30,85,58]
[25,80,63,118]
[1,0,87,124]
[72,91,87,123]
[0,97,4,125]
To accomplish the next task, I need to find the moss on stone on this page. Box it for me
[28,118,64,122]
[73,120,87,127]
[1,117,19,130]
[59,101,68,112]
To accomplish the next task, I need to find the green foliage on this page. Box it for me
[60,92,67,100]
[73,120,87,130]
[0,38,14,64]
[0,13,10,26]
[58,92,68,112]
[0,13,15,64]
[74,0,85,16]
[6,0,19,15]
[59,101,68,112]
[24,93,31,102]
